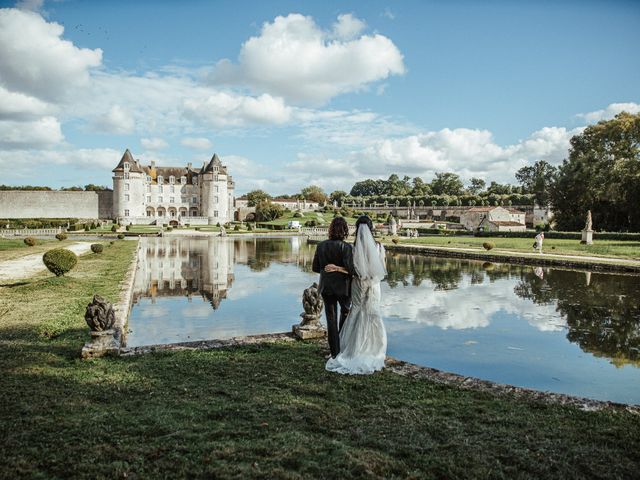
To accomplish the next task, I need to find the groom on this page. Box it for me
[312,217,354,358]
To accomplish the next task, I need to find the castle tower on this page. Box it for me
[200,154,233,225]
[112,149,146,222]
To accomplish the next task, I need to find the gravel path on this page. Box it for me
[0,242,94,281]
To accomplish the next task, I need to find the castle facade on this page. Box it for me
[112,149,235,225]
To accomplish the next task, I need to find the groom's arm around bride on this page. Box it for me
[312,217,354,358]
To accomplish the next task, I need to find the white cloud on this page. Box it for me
[578,102,640,123]
[181,137,212,150]
[0,85,52,120]
[211,13,405,104]
[182,91,292,127]
[331,13,366,40]
[0,8,102,102]
[0,116,63,148]
[141,137,169,150]
[91,104,135,135]
[15,0,45,12]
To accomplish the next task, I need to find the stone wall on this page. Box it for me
[0,190,114,219]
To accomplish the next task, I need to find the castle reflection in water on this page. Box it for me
[132,236,314,310]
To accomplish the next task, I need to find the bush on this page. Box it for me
[195,227,201,231]
[391,237,399,244]
[84,226,90,232]
[234,224,240,231]
[42,248,77,276]
[117,234,125,239]
[166,227,173,232]
[247,224,253,231]
[216,222,221,227]
[304,219,319,227]
[55,233,67,241]
[90,243,103,254]
[111,225,118,233]
[23,237,37,247]
[126,225,131,231]
[483,242,495,250]
[293,212,303,218]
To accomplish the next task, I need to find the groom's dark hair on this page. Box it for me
[328,217,349,240]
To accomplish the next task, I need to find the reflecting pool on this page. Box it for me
[128,236,640,404]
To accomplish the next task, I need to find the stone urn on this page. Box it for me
[293,283,326,339]
[82,295,118,358]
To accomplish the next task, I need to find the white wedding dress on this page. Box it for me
[326,226,387,375]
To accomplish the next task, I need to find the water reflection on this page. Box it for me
[128,236,640,403]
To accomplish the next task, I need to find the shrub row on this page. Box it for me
[1,218,78,229]
[473,230,640,241]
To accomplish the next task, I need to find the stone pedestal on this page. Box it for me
[292,313,326,340]
[81,329,119,358]
[581,229,593,245]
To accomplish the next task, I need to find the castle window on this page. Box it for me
[124,173,129,179]
[147,196,151,203]
[124,162,130,170]
[215,186,219,192]
[192,177,198,185]
[159,196,163,203]
[158,176,163,184]
[214,211,218,217]
[147,185,151,192]
[125,183,130,191]
[169,176,175,184]
[192,197,197,204]
[170,186,175,193]
[214,196,219,203]
[181,176,186,184]
[170,197,175,203]
[146,175,151,182]
[159,186,163,193]
[125,209,130,216]
[125,194,130,202]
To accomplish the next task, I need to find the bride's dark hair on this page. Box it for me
[354,215,374,245]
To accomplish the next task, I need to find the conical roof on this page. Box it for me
[203,153,223,173]
[112,149,143,173]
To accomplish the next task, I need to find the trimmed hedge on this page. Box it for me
[483,242,495,250]
[55,232,67,241]
[42,248,77,276]
[23,237,36,247]
[474,230,640,241]
[117,234,125,240]
[90,244,103,254]
[0,218,78,229]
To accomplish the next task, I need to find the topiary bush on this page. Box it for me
[391,237,399,244]
[125,225,131,231]
[483,242,495,250]
[55,232,67,241]
[166,227,173,232]
[90,243,103,254]
[43,248,77,276]
[111,225,118,232]
[247,224,253,231]
[117,234,125,240]
[24,237,36,247]
[234,224,240,231]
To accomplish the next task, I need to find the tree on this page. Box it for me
[300,185,328,204]
[246,189,271,207]
[411,177,431,196]
[515,160,557,207]
[550,112,640,231]
[84,184,109,191]
[384,174,411,196]
[60,186,83,191]
[255,200,284,221]
[430,173,464,196]
[350,178,386,196]
[486,181,513,195]
[467,177,486,195]
[329,190,347,204]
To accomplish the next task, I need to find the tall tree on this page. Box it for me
[550,112,640,231]
[467,177,486,195]
[246,189,271,207]
[329,190,347,204]
[411,177,431,196]
[486,181,513,195]
[350,178,386,196]
[300,185,328,204]
[430,172,464,196]
[515,160,557,207]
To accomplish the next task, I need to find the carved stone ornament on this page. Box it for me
[585,210,593,231]
[85,294,116,332]
[300,282,323,325]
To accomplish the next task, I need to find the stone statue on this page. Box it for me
[585,210,592,231]
[389,215,397,236]
[293,283,325,339]
[85,294,115,332]
[300,282,323,326]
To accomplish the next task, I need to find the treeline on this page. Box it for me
[0,184,110,191]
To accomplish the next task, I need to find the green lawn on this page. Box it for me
[0,238,81,262]
[391,235,640,261]
[1,238,639,478]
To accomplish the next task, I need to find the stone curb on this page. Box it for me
[385,244,640,274]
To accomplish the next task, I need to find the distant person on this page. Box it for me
[534,231,544,254]
[312,217,354,358]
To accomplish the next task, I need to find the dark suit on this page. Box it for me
[312,239,354,357]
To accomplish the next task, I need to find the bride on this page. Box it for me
[325,215,387,375]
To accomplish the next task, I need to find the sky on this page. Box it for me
[0,0,638,195]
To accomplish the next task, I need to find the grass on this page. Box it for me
[260,211,362,227]
[1,239,639,478]
[391,235,640,261]
[0,238,81,262]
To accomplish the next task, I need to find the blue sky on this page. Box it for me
[0,0,638,194]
